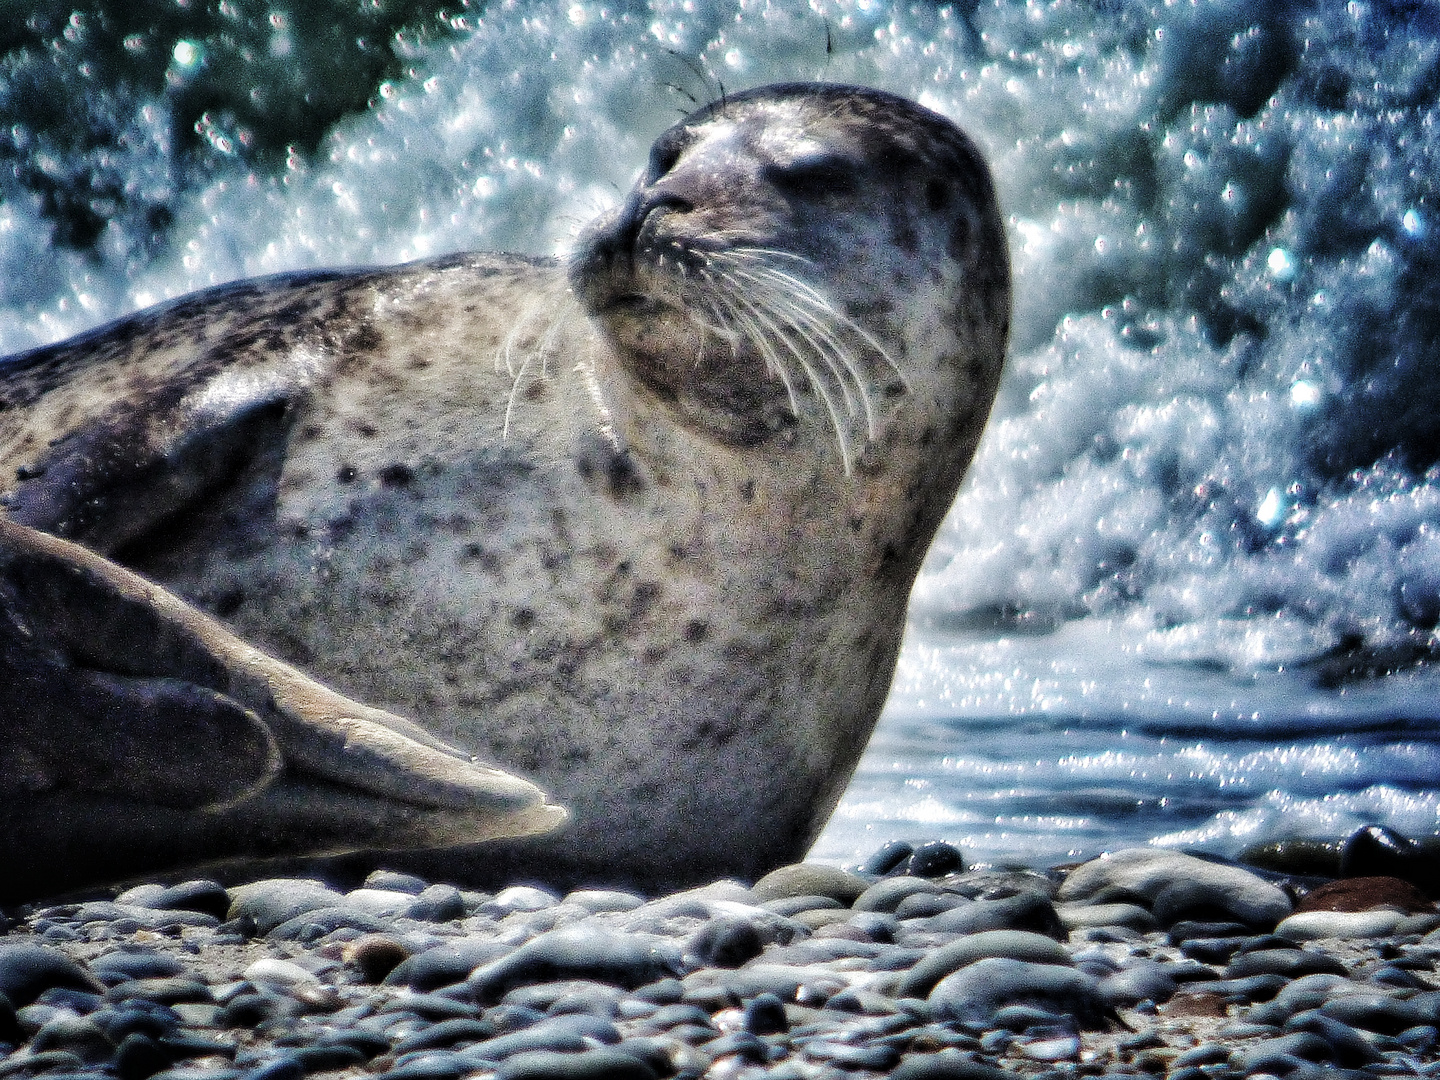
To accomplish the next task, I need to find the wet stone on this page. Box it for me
[150,881,232,921]
[750,864,871,905]
[365,871,431,895]
[929,958,1109,1030]
[343,935,412,982]
[860,841,914,876]
[467,929,681,1003]
[92,951,188,987]
[920,893,1064,939]
[743,993,788,1035]
[0,943,102,1006]
[385,940,512,991]
[227,881,347,936]
[686,917,763,968]
[906,842,965,878]
[1224,949,1348,980]
[495,1047,658,1080]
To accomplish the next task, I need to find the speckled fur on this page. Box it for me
[0,84,1009,891]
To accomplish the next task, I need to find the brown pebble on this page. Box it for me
[342,934,412,982]
[1160,993,1230,1018]
[1294,876,1437,915]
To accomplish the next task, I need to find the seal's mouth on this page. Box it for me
[602,293,651,312]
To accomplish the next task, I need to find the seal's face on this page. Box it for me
[570,83,1009,473]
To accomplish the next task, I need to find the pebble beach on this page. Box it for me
[4,842,1440,1080]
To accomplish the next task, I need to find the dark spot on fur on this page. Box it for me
[926,179,949,212]
[893,218,918,255]
[348,323,383,351]
[336,465,357,483]
[684,619,709,643]
[379,463,413,487]
[212,589,244,617]
[15,463,44,480]
[631,581,661,618]
[406,354,431,370]
[512,607,536,630]
[947,212,972,260]
[849,514,864,532]
[575,437,645,502]
[739,479,755,502]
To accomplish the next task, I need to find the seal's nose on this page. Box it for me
[610,189,696,257]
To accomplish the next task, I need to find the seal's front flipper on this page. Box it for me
[0,271,363,560]
[0,518,565,901]
[2,362,298,558]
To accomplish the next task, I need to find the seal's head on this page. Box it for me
[570,82,1010,486]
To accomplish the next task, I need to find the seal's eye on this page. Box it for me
[764,154,860,199]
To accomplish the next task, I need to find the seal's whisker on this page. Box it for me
[720,258,910,392]
[718,263,874,423]
[748,285,877,439]
[710,283,803,422]
[502,285,575,439]
[717,272,855,472]
[741,281,862,422]
[725,246,815,267]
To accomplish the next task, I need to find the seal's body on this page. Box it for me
[0,84,1009,889]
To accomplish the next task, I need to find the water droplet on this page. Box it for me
[1289,380,1321,408]
[1266,247,1295,282]
[172,40,201,68]
[1402,208,1426,238]
[1256,487,1285,527]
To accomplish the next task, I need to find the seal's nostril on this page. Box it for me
[614,191,696,253]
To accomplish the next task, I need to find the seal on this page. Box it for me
[0,83,1009,891]
[0,515,565,901]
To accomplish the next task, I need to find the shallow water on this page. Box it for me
[3,0,1438,869]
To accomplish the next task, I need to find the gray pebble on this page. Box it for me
[686,917,763,968]
[750,864,870,905]
[1284,1009,1383,1065]
[928,958,1108,1029]
[406,885,466,923]
[496,1047,658,1080]
[226,881,346,936]
[897,929,1072,998]
[920,893,1063,939]
[384,940,512,991]
[391,1018,495,1055]
[467,929,681,1003]
[0,943,101,1006]
[1231,1031,1336,1072]
[1098,960,1177,1007]
[854,878,943,913]
[91,951,187,987]
[365,871,431,895]
[266,905,392,942]
[1225,949,1347,980]
[889,1050,1012,1080]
